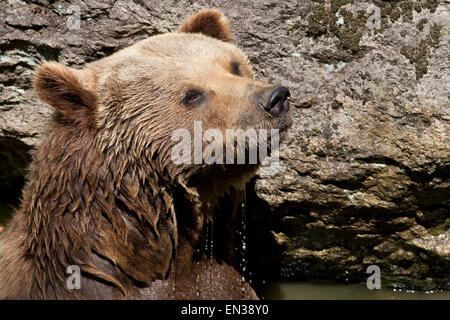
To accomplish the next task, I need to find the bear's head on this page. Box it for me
[34,9,292,196]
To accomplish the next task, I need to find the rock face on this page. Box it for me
[0,0,449,291]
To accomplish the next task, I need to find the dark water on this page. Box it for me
[0,203,13,229]
[261,280,450,300]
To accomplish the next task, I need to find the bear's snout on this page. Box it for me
[261,86,291,117]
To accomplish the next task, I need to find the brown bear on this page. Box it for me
[0,9,292,299]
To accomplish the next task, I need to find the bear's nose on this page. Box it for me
[264,86,291,117]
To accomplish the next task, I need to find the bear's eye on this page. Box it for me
[182,89,205,106]
[230,61,241,76]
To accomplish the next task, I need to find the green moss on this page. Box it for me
[400,40,428,80]
[400,23,441,80]
[373,0,440,28]
[329,0,355,12]
[422,0,440,13]
[399,1,414,22]
[429,23,442,46]
[304,1,443,73]
[306,5,332,38]
[306,1,367,62]
[427,218,450,236]
[416,18,428,31]
[331,99,343,110]
[304,0,442,63]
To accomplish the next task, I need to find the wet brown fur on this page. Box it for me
[0,9,291,299]
[180,8,233,42]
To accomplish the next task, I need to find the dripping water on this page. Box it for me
[195,247,200,298]
[237,186,248,295]
[209,220,214,262]
[193,213,214,299]
[205,218,211,297]
[172,252,177,299]
[209,218,214,297]
[202,214,215,298]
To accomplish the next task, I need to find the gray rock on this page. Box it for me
[0,0,449,291]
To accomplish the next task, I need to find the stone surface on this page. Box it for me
[0,0,449,291]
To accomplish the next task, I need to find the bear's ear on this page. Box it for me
[34,62,97,125]
[179,9,233,42]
